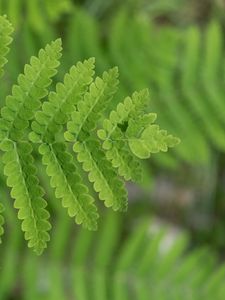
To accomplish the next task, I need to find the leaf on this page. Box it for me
[65,67,119,141]
[74,139,128,212]
[0,15,13,78]
[128,125,180,159]
[39,142,99,230]
[30,58,95,143]
[0,38,62,141]
[1,140,51,255]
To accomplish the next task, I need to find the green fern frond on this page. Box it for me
[65,67,119,142]
[74,139,128,211]
[97,90,152,177]
[0,14,179,253]
[98,89,179,160]
[1,140,51,255]
[97,89,154,147]
[0,15,13,78]
[39,142,99,230]
[104,139,143,181]
[30,57,95,144]
[0,38,62,141]
[127,124,180,159]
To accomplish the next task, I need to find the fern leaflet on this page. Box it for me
[39,142,99,230]
[0,15,13,78]
[65,67,119,142]
[74,139,128,211]
[1,140,50,255]
[30,58,95,143]
[0,38,62,141]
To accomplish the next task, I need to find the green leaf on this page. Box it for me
[39,142,99,230]
[65,67,119,141]
[0,38,62,141]
[128,125,180,159]
[74,139,128,212]
[30,58,95,143]
[0,15,13,77]
[2,140,51,255]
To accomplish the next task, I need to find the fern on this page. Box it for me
[105,9,225,168]
[0,15,179,254]
[0,38,62,141]
[1,140,51,255]
[4,6,225,169]
[1,210,225,299]
[0,15,13,78]
[74,139,128,211]
[1,0,72,32]
[29,57,95,144]
[65,66,119,141]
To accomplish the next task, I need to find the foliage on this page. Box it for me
[0,15,178,254]
[0,15,13,77]
[4,5,224,170]
[0,0,72,31]
[1,206,225,299]
[60,7,225,170]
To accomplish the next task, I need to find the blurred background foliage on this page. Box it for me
[1,0,225,298]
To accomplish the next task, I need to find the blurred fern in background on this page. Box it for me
[1,0,225,298]
[1,204,225,299]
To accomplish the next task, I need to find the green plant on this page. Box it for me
[0,0,72,32]
[107,9,225,168]
[1,207,225,299]
[0,15,179,255]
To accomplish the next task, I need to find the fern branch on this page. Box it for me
[0,14,180,253]
[1,139,51,255]
[74,139,127,211]
[98,89,153,142]
[30,58,95,143]
[98,89,179,159]
[0,39,62,141]
[104,138,143,181]
[65,67,119,142]
[39,142,99,230]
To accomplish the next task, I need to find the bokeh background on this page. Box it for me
[1,0,225,298]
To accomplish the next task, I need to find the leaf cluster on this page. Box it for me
[0,15,178,254]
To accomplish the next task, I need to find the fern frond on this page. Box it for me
[127,123,180,159]
[0,14,179,253]
[0,140,51,255]
[39,142,99,230]
[98,89,179,162]
[65,67,119,142]
[104,139,143,181]
[0,202,5,243]
[74,139,128,211]
[0,15,13,78]
[29,57,95,143]
[0,39,62,141]
[181,27,225,151]
[97,90,150,179]
[98,89,153,145]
